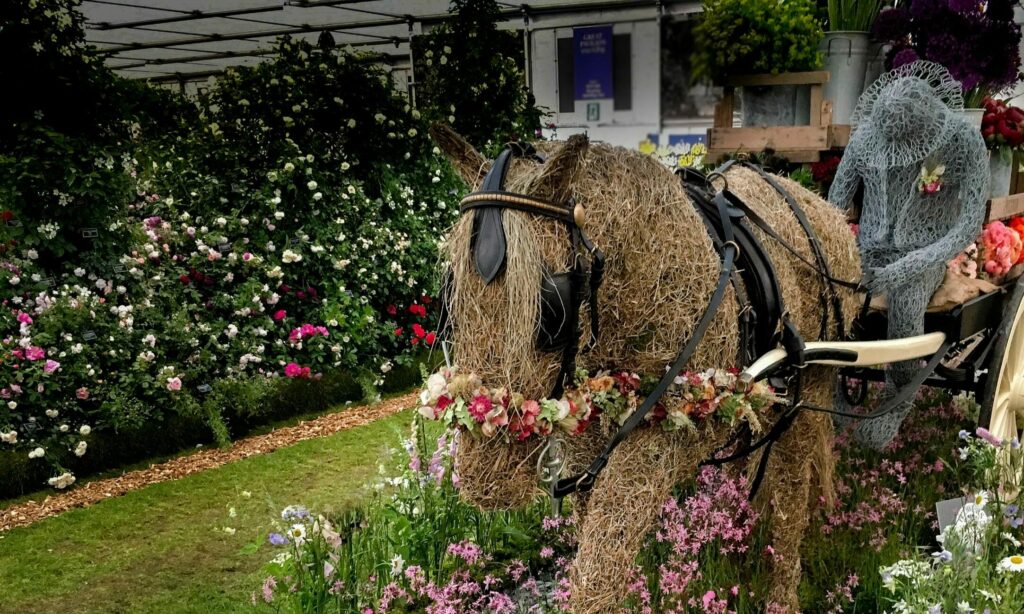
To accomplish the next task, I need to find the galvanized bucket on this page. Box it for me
[821,31,871,125]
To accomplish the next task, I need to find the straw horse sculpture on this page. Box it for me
[432,126,860,613]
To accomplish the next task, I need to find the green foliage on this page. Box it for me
[827,0,885,32]
[694,0,824,82]
[412,0,544,153]
[1,25,462,486]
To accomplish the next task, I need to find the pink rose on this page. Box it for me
[166,377,182,391]
[273,310,287,321]
[25,347,45,361]
[76,387,90,400]
[242,252,253,262]
[43,360,60,374]
[16,312,32,325]
[284,362,302,378]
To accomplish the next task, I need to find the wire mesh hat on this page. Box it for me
[850,61,965,169]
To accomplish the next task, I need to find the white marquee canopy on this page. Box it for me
[82,0,675,83]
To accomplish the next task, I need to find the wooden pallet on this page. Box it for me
[987,192,1024,222]
[706,71,850,163]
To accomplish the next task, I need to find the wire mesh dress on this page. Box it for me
[828,61,989,449]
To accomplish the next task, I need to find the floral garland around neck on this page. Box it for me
[417,366,782,442]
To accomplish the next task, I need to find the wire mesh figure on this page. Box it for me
[829,61,989,449]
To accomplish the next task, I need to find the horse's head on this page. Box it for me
[431,125,591,400]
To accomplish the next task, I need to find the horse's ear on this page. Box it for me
[528,134,589,203]
[429,123,490,189]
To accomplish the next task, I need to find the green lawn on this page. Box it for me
[0,409,413,614]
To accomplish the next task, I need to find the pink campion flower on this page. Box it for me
[261,576,276,603]
[25,347,45,361]
[76,387,90,400]
[284,362,302,378]
[43,360,60,374]
[166,377,182,391]
[977,426,1004,447]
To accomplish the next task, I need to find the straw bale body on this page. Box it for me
[431,125,860,612]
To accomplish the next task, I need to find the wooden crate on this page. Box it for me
[706,71,849,163]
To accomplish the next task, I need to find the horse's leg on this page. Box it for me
[568,429,725,614]
[758,373,835,611]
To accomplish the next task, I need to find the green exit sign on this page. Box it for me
[586,102,600,122]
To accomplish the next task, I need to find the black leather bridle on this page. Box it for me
[458,142,605,399]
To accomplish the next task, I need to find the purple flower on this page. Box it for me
[873,7,912,42]
[268,532,288,546]
[959,429,971,440]
[931,549,953,562]
[891,47,920,69]
[949,0,982,14]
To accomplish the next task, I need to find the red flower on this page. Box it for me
[394,327,404,336]
[420,295,432,305]
[179,274,191,285]
[0,211,12,222]
[386,304,398,316]
[411,323,426,339]
[409,304,427,318]
[436,395,454,411]
[425,331,436,346]
[411,337,419,345]
[468,395,492,423]
[273,310,287,321]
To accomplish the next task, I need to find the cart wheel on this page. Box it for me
[980,278,1024,491]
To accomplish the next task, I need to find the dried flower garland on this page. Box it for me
[417,366,781,442]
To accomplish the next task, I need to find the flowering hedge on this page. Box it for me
[0,5,481,489]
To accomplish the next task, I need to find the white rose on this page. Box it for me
[554,399,571,421]
[45,409,58,418]
[79,425,91,435]
[307,180,317,190]
[426,372,447,398]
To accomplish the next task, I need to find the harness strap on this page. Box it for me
[728,196,861,291]
[553,239,737,497]
[579,228,605,352]
[740,162,848,341]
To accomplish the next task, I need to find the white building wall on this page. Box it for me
[526,6,708,151]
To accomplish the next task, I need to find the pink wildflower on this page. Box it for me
[25,347,45,361]
[43,360,60,374]
[166,377,182,391]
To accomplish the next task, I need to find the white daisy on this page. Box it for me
[997,554,1024,572]
[287,523,306,545]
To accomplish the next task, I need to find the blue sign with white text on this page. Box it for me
[573,26,613,100]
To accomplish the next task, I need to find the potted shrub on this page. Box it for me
[982,96,1024,198]
[821,0,886,125]
[872,0,1022,127]
[694,0,823,127]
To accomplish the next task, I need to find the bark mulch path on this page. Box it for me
[0,392,416,532]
